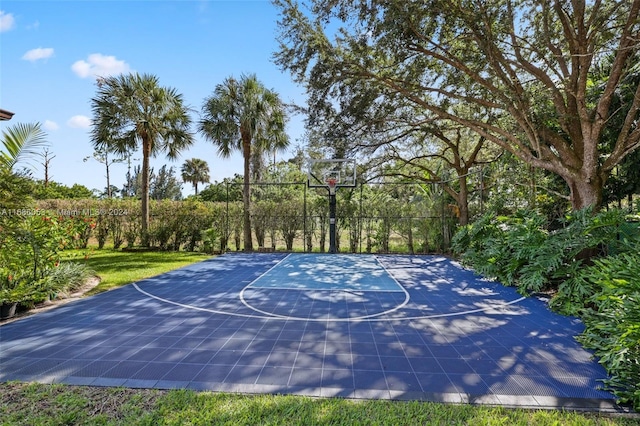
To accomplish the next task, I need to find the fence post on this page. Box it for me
[359,183,364,254]
[303,183,307,253]
[225,180,229,251]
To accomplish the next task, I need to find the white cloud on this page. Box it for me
[26,20,40,30]
[0,10,16,32]
[67,115,91,129]
[22,47,55,62]
[43,120,59,131]
[71,53,131,79]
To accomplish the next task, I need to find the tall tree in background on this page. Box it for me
[181,158,210,196]
[84,147,126,198]
[274,0,640,211]
[91,73,194,245]
[373,123,498,226]
[199,74,289,250]
[151,165,183,200]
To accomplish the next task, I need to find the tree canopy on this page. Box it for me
[274,0,640,211]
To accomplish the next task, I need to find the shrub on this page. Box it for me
[201,228,220,254]
[0,215,67,304]
[451,212,516,285]
[452,208,629,294]
[574,253,640,410]
[148,200,174,249]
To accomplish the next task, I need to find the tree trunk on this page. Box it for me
[457,174,470,226]
[141,137,151,247]
[242,135,253,251]
[565,172,605,263]
[105,150,111,199]
[407,221,414,254]
[566,173,604,211]
[442,176,470,226]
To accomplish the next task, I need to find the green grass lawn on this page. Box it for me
[0,383,637,426]
[60,248,212,294]
[6,249,637,425]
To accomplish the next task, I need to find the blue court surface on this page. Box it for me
[0,253,623,410]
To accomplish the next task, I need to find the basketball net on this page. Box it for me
[327,177,337,195]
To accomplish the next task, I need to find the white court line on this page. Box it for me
[133,283,272,319]
[133,253,527,322]
[134,282,526,322]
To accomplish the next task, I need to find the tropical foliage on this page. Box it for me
[451,208,633,294]
[574,253,640,410]
[0,214,92,305]
[0,122,48,171]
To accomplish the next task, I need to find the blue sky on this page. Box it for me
[1,0,306,195]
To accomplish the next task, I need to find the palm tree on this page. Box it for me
[199,74,288,251]
[181,158,210,196]
[0,122,48,171]
[91,73,194,245]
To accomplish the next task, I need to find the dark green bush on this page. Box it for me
[451,212,513,284]
[1,215,66,304]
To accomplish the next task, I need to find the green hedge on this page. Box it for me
[35,199,226,251]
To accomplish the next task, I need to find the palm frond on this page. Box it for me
[199,74,289,159]
[0,122,48,171]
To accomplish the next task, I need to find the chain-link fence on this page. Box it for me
[221,181,458,253]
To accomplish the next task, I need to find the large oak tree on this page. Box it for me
[274,0,640,210]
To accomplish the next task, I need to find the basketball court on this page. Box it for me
[0,253,621,410]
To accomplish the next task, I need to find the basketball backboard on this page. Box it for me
[307,158,357,189]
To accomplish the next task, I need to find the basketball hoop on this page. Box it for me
[326,177,337,195]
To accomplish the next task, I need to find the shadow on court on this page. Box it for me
[0,253,624,411]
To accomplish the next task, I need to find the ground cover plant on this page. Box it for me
[1,382,638,426]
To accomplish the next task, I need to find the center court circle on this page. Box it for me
[132,252,527,322]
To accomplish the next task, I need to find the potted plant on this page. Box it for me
[0,274,34,319]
